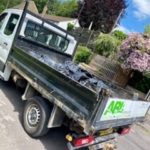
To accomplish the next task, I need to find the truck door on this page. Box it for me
[0,12,20,71]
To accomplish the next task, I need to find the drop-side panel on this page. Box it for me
[92,98,150,130]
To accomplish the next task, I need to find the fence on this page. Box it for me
[80,54,132,87]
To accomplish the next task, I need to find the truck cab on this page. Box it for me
[0,9,22,80]
[0,8,77,81]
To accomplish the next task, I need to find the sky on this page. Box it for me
[62,0,150,33]
[117,0,150,33]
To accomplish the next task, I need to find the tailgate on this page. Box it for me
[92,98,150,130]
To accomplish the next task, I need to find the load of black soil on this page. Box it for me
[55,61,111,93]
[27,49,108,93]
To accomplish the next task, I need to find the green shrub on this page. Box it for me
[129,72,150,93]
[144,72,150,78]
[67,23,75,31]
[112,30,127,41]
[94,34,120,57]
[74,46,92,63]
[135,78,150,93]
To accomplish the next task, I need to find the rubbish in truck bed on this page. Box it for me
[28,49,109,93]
[55,61,109,93]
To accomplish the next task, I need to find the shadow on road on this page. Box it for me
[0,80,69,150]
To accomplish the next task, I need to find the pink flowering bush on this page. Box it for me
[119,33,150,72]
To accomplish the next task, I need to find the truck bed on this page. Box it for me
[11,37,135,99]
[9,36,98,119]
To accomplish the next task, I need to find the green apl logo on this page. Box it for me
[104,101,125,116]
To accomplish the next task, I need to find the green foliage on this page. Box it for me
[78,0,127,32]
[67,23,75,31]
[0,5,5,13]
[33,0,47,13]
[145,72,150,78]
[112,30,127,41]
[57,0,78,17]
[74,46,92,63]
[135,78,150,93]
[48,0,60,15]
[0,0,49,14]
[144,25,150,36]
[94,34,120,57]
[8,0,21,7]
[129,72,150,93]
[0,0,21,13]
[0,0,77,18]
[48,0,78,17]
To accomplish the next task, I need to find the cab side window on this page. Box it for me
[4,14,19,36]
[0,13,7,29]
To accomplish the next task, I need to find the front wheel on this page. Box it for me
[23,97,52,138]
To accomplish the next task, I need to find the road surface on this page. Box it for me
[0,80,150,150]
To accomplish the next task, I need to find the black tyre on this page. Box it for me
[23,96,52,138]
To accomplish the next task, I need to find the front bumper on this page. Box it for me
[67,133,118,150]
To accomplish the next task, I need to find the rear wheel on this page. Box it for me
[23,96,52,138]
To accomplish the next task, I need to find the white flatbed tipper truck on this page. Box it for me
[0,2,149,150]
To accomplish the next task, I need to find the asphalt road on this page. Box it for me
[0,80,150,150]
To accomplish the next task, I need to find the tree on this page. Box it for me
[48,0,78,17]
[0,0,49,14]
[0,0,21,13]
[0,0,78,18]
[8,0,21,7]
[119,33,150,72]
[33,0,47,13]
[77,0,127,32]
[48,0,60,15]
[0,5,5,13]
[56,0,78,17]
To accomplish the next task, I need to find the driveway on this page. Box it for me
[0,80,150,150]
